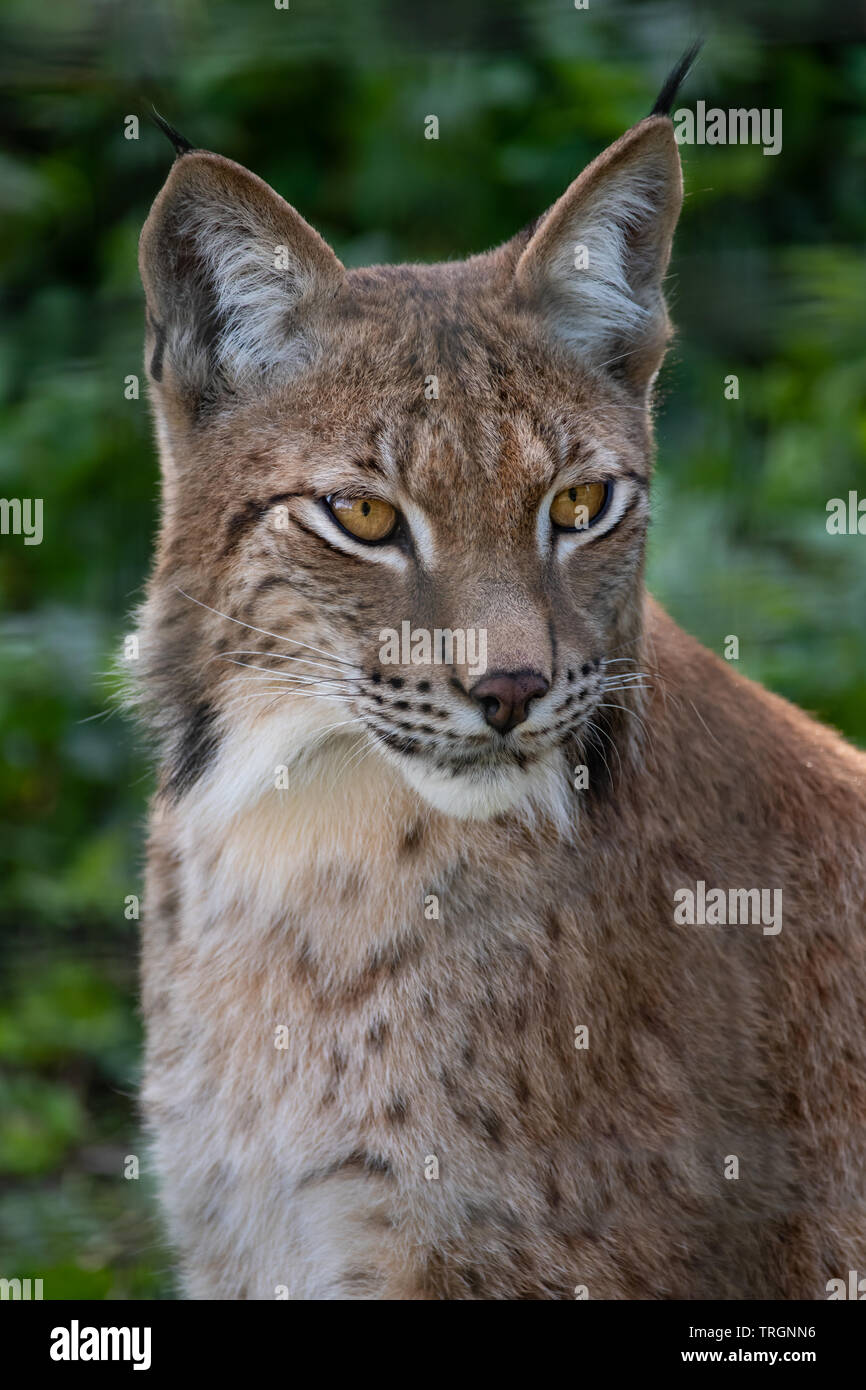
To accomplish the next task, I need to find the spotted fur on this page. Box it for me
[133,106,866,1299]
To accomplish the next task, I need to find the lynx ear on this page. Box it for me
[513,117,682,389]
[139,150,345,404]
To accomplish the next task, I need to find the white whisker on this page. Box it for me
[584,718,622,780]
[175,587,359,668]
[221,657,354,687]
[218,649,359,677]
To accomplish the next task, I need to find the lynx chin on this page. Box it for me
[132,50,866,1299]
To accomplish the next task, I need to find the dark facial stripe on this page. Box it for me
[220,491,303,558]
[166,700,220,799]
[252,573,295,597]
[611,491,644,530]
[221,500,267,556]
[354,456,387,478]
[147,310,166,382]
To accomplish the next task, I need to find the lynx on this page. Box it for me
[134,52,866,1299]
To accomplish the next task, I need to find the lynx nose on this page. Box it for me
[469,670,550,733]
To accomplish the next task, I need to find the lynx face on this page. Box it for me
[137,119,681,820]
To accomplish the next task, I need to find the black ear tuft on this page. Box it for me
[650,40,703,117]
[150,108,194,157]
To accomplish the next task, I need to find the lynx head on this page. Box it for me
[136,74,687,825]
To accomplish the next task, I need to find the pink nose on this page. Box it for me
[469,670,549,733]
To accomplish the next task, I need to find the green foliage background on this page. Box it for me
[0,0,864,1298]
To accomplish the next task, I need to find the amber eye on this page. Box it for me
[549,482,609,531]
[326,495,398,543]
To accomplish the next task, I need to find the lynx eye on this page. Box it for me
[550,481,610,532]
[326,495,398,543]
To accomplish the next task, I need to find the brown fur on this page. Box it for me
[133,112,866,1299]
